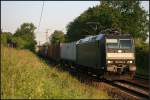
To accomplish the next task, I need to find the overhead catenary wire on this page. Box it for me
[37,1,44,33]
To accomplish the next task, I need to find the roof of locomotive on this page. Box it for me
[105,34,132,39]
[77,33,105,44]
[105,30,132,39]
[77,33,132,44]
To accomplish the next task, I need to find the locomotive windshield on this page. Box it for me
[106,39,133,49]
[106,39,119,48]
[119,39,132,49]
[107,43,118,48]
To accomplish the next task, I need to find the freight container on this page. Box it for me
[47,45,52,58]
[60,41,77,62]
[38,45,48,57]
[47,44,60,61]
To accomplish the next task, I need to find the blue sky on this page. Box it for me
[1,1,149,44]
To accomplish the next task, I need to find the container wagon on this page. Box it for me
[38,45,48,57]
[60,41,77,64]
[47,44,60,62]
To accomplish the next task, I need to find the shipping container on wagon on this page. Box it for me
[76,34,106,70]
[38,46,43,55]
[47,45,52,58]
[38,45,48,57]
[60,41,77,62]
[47,44,60,61]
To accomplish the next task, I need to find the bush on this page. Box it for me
[11,36,27,49]
[135,43,149,75]
[12,23,37,51]
[1,32,12,46]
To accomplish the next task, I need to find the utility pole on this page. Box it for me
[1,28,2,34]
[46,29,50,43]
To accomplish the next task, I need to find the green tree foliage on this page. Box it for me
[11,36,27,49]
[135,42,149,75]
[1,32,12,46]
[102,0,149,41]
[12,23,37,51]
[66,0,148,42]
[50,30,65,44]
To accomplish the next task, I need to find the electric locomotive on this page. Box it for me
[76,31,136,80]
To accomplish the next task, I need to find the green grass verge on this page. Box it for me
[1,46,111,99]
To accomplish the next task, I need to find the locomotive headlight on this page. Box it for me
[118,50,122,53]
[129,61,133,63]
[107,60,113,63]
[127,60,133,63]
[108,61,111,63]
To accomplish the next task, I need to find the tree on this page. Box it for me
[1,32,12,46]
[50,30,65,44]
[12,23,37,51]
[66,4,119,42]
[101,0,149,41]
[66,0,148,42]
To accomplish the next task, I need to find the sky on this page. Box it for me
[1,1,149,44]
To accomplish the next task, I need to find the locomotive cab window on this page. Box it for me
[119,39,132,49]
[106,39,119,48]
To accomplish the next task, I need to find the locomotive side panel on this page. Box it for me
[77,41,101,69]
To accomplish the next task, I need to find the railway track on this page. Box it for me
[39,58,149,99]
[120,79,149,91]
[135,74,149,81]
[59,63,150,99]
[65,65,150,99]
[103,79,149,100]
[74,68,149,99]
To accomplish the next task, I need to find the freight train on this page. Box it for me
[38,31,136,80]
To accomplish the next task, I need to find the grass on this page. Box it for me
[1,46,111,99]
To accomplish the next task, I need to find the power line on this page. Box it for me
[37,1,44,33]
